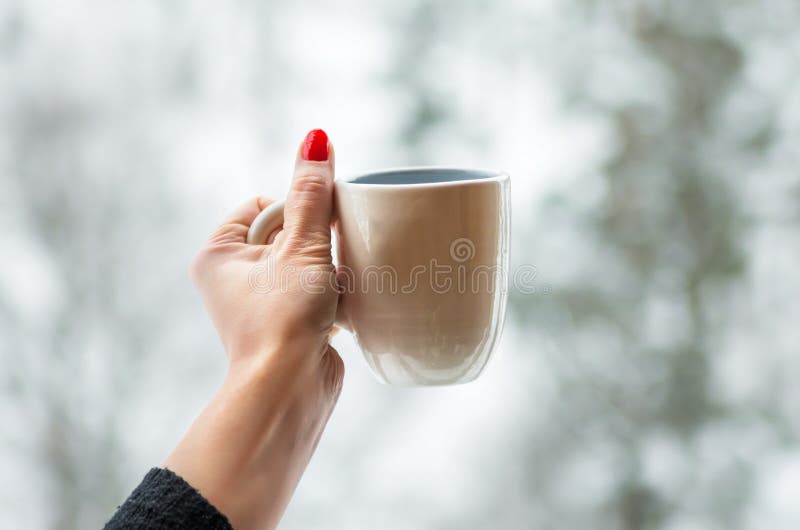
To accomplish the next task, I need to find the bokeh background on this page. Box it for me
[2,1,800,528]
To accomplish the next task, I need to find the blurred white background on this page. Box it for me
[1,1,800,529]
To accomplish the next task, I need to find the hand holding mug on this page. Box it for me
[164,129,343,530]
[163,128,510,530]
[191,129,340,363]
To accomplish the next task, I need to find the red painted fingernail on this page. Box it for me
[302,129,329,161]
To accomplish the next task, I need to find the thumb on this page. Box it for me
[282,129,335,249]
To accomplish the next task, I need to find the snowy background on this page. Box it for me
[1,1,800,529]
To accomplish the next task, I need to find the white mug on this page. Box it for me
[247,167,510,386]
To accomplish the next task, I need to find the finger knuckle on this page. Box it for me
[291,173,331,197]
[190,242,234,283]
[209,223,247,245]
[279,232,332,258]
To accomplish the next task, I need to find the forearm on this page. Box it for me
[164,346,336,530]
[142,131,342,530]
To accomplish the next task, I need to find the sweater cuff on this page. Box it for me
[104,467,233,530]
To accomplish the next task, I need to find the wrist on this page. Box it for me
[226,334,329,377]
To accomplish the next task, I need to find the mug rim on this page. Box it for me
[338,166,509,188]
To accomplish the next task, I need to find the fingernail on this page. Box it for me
[302,129,329,161]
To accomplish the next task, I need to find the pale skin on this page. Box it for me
[164,139,343,530]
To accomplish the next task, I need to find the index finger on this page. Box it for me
[208,196,276,246]
[222,196,274,227]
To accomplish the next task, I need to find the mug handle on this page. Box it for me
[246,200,286,245]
